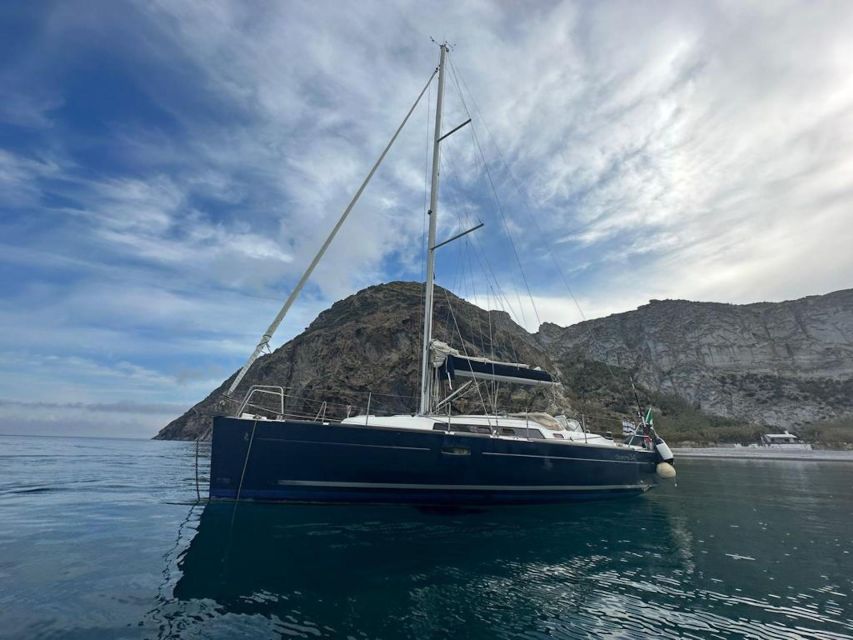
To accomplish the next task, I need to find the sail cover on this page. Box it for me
[431,341,556,386]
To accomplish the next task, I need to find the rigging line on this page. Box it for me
[434,142,525,400]
[480,274,499,413]
[229,419,258,533]
[447,242,467,351]
[433,152,468,352]
[434,150,481,326]
[447,56,590,330]
[433,149,511,404]
[441,287,493,419]
[228,65,438,398]
[430,230,465,380]
[440,66,529,329]
[468,242,499,414]
[474,249,522,336]
[440,198,512,331]
[487,303,498,413]
[464,249,493,400]
[461,234,523,365]
[448,58,634,410]
[451,55,585,321]
[459,237,496,412]
[447,60,637,419]
[473,245,495,374]
[471,117,540,331]
[464,239,487,357]
[438,141,524,327]
[448,54,541,329]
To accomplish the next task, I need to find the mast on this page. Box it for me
[418,43,448,415]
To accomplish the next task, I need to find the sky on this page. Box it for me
[1,0,852,437]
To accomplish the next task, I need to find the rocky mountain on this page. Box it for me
[156,282,566,441]
[538,289,853,427]
[156,282,853,441]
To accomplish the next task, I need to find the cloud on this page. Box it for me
[1,1,852,435]
[0,149,62,207]
[0,399,186,415]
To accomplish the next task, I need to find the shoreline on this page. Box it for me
[673,447,853,462]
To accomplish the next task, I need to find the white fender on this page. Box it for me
[656,462,677,479]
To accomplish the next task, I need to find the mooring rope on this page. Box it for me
[235,420,258,502]
[229,419,259,531]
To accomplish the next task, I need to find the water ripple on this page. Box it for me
[1,436,852,639]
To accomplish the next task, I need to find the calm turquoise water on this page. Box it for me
[1,435,851,639]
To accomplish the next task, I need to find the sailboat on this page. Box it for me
[208,44,676,505]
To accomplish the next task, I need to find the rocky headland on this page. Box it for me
[156,282,853,446]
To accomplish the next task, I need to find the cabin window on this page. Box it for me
[499,426,545,439]
[432,423,448,431]
[446,424,492,435]
[553,433,564,439]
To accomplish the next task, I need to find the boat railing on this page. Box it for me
[236,385,286,419]
[234,385,406,424]
[234,384,643,434]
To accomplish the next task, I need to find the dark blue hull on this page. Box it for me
[209,417,659,505]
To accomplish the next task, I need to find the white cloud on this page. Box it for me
[0,149,61,206]
[2,1,853,435]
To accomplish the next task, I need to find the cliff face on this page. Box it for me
[156,283,853,440]
[537,289,853,427]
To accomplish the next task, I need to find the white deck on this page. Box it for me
[340,413,644,451]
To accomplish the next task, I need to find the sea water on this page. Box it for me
[0,434,851,639]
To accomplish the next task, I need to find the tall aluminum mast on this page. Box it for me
[418,43,448,415]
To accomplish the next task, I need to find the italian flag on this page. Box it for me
[645,407,654,426]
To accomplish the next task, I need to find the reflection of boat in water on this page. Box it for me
[171,500,683,637]
[157,463,853,638]
[207,43,675,506]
